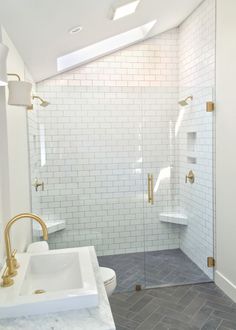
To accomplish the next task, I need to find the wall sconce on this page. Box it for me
[27,95,50,110]
[7,73,32,107]
[0,43,9,86]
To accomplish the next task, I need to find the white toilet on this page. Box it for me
[100,267,117,297]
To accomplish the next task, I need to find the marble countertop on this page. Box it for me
[0,247,116,330]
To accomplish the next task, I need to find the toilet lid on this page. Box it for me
[100,267,116,285]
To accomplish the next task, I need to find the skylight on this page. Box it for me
[57,20,157,72]
[112,0,140,20]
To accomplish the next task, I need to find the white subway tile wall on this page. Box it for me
[178,0,215,278]
[28,0,215,279]
[34,27,181,255]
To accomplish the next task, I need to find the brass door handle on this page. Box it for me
[148,174,151,203]
[148,174,154,204]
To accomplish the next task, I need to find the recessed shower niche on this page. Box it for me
[187,131,197,164]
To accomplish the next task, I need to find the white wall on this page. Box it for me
[0,85,11,264]
[0,26,32,265]
[215,0,236,302]
[0,28,10,264]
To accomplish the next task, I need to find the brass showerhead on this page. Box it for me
[33,95,50,107]
[27,95,50,110]
[178,96,193,107]
[40,100,50,107]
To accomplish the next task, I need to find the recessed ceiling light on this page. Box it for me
[57,20,157,72]
[69,26,83,35]
[112,0,140,20]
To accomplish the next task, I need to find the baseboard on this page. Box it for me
[215,270,236,302]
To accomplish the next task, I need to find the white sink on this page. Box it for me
[0,247,98,319]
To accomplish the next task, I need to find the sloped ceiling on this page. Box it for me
[0,0,203,82]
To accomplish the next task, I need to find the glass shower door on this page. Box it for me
[29,85,146,293]
[95,86,146,292]
[142,86,215,288]
[141,86,179,288]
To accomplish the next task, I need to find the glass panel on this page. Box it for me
[143,86,214,288]
[28,84,214,292]
[29,86,145,293]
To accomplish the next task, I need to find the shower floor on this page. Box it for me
[98,249,211,293]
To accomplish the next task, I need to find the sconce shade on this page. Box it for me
[8,81,32,106]
[0,43,9,86]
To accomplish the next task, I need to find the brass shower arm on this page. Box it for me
[27,95,50,110]
[178,95,193,107]
[32,95,44,103]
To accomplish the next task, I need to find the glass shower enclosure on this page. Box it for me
[28,85,214,292]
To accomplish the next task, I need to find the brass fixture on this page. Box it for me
[1,266,13,287]
[7,73,21,81]
[34,289,46,294]
[185,170,195,184]
[27,95,50,110]
[12,249,19,270]
[148,173,154,204]
[32,177,44,192]
[178,96,193,107]
[206,101,215,112]
[2,213,48,287]
[207,257,215,268]
[32,95,50,107]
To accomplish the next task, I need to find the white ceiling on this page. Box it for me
[0,0,203,82]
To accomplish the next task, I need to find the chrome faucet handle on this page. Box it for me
[1,266,14,287]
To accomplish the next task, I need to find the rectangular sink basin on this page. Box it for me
[0,247,98,318]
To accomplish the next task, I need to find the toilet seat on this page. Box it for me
[100,267,116,284]
[100,267,116,297]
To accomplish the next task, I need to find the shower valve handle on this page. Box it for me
[32,178,44,192]
[185,170,195,184]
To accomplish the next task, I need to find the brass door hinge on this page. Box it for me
[207,257,215,268]
[206,101,215,112]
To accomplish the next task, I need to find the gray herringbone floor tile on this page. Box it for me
[98,249,211,293]
[109,283,236,330]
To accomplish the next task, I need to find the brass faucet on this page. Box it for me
[1,213,48,287]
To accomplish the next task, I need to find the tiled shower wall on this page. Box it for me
[178,0,215,277]
[28,0,215,277]
[33,29,181,255]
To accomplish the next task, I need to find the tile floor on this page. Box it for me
[109,283,236,330]
[98,249,211,292]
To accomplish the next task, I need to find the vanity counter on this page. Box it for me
[0,247,116,330]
